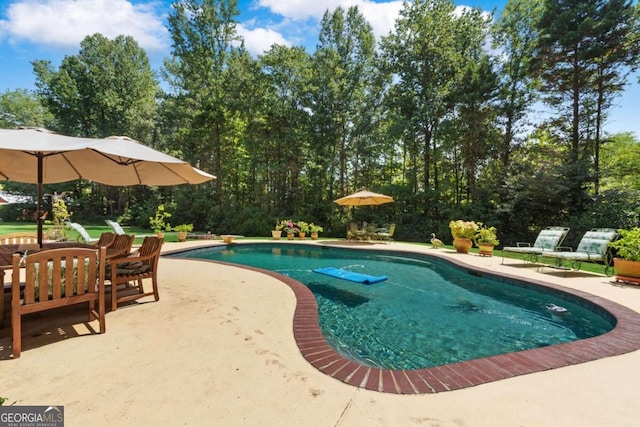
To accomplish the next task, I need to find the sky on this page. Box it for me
[0,0,638,136]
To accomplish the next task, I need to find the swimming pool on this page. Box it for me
[170,243,614,370]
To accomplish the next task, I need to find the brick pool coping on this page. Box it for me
[173,245,640,394]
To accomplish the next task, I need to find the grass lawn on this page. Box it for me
[0,222,611,276]
[0,221,173,244]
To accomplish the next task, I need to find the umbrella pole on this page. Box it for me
[37,155,43,248]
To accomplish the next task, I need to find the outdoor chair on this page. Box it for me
[375,223,396,243]
[538,228,619,275]
[105,220,154,239]
[0,233,38,245]
[347,222,366,240]
[106,236,163,311]
[11,246,106,358]
[95,232,116,248]
[106,234,135,260]
[65,222,99,244]
[501,226,570,265]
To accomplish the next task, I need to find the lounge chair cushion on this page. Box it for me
[533,229,569,250]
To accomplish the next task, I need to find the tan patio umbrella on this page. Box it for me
[334,190,394,206]
[0,127,215,245]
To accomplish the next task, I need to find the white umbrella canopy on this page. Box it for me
[334,190,394,206]
[0,129,214,185]
[0,128,215,244]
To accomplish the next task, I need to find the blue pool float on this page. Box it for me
[313,267,387,284]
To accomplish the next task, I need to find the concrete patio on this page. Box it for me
[1,239,639,426]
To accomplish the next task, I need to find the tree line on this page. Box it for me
[1,0,640,246]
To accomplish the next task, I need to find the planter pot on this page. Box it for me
[477,243,495,257]
[453,237,473,254]
[155,232,165,239]
[614,258,640,284]
[176,231,188,242]
[311,232,319,240]
[287,233,295,240]
[271,230,282,240]
[298,232,306,240]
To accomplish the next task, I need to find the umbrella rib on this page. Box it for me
[91,149,140,166]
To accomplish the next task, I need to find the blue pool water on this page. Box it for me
[170,243,614,370]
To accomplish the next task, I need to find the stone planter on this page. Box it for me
[311,232,319,240]
[298,232,306,240]
[287,233,295,240]
[176,231,188,242]
[271,230,282,240]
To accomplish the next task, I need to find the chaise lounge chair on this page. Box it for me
[501,226,570,265]
[66,222,100,243]
[105,220,154,239]
[538,228,619,275]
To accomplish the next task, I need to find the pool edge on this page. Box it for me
[165,243,640,394]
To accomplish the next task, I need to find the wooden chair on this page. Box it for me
[106,236,163,311]
[95,232,116,248]
[107,234,135,259]
[11,247,106,358]
[0,233,38,245]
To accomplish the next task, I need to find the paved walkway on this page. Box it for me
[2,240,640,426]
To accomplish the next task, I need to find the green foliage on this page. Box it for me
[609,228,640,262]
[173,223,194,233]
[449,220,480,239]
[44,192,72,241]
[33,33,158,138]
[1,0,636,247]
[0,88,53,128]
[149,205,172,233]
[296,221,310,233]
[475,225,500,246]
[308,223,324,233]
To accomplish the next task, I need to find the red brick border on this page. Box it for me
[186,252,640,394]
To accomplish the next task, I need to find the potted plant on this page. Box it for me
[474,225,500,257]
[449,220,479,254]
[149,204,172,238]
[282,220,299,240]
[174,223,194,242]
[609,227,640,283]
[297,221,309,239]
[272,220,286,240]
[309,223,324,240]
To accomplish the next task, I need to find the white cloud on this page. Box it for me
[257,0,403,41]
[237,24,291,56]
[0,0,168,50]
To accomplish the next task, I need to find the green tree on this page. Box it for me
[32,34,158,138]
[491,0,543,170]
[259,45,313,215]
[532,0,639,211]
[162,0,240,229]
[381,0,491,210]
[310,6,382,199]
[0,89,52,128]
[31,33,160,221]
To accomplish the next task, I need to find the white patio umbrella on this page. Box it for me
[0,127,215,244]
